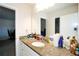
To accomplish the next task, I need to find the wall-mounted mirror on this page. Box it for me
[36,3,79,43]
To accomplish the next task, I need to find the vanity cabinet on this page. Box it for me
[16,39,39,56]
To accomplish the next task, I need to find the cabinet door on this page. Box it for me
[21,41,39,56]
[17,40,39,56]
[16,39,24,56]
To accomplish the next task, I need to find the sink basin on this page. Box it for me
[32,42,45,47]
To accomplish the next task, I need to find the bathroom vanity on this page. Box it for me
[18,36,74,56]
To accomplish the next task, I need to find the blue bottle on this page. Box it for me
[58,36,63,48]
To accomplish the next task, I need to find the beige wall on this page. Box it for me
[16,4,32,38]
[31,5,38,34]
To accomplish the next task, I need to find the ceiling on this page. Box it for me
[38,3,78,13]
[0,3,77,20]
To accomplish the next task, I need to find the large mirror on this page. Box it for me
[35,3,79,48]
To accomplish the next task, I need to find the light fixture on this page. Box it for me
[74,23,78,28]
[35,0,55,11]
[74,23,78,31]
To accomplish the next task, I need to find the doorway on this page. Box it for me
[41,18,46,36]
[55,17,60,34]
[0,6,15,56]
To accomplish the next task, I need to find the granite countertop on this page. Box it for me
[20,36,74,56]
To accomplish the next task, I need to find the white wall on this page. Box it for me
[60,13,78,41]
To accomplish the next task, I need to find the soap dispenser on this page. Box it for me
[58,36,63,48]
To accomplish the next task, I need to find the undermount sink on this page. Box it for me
[32,42,45,47]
